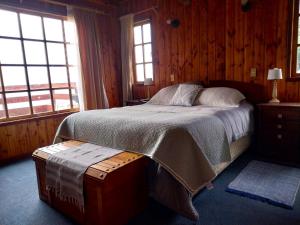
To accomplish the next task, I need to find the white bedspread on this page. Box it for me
[54,103,253,195]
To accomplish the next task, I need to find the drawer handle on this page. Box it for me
[277,124,282,129]
[277,113,283,119]
[277,134,282,140]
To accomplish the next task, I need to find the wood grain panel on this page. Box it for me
[119,0,300,102]
[0,113,69,164]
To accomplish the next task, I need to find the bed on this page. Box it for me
[53,80,264,220]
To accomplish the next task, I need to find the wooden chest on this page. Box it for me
[32,141,149,225]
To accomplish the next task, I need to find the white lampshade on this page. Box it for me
[144,78,153,86]
[267,68,283,80]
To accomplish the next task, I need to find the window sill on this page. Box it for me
[0,110,79,127]
[133,82,154,86]
[286,77,300,82]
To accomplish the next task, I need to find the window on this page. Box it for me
[0,8,80,121]
[133,21,154,83]
[291,0,300,78]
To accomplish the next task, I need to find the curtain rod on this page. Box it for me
[134,6,159,16]
[41,0,110,16]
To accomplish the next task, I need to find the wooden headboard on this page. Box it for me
[208,80,267,104]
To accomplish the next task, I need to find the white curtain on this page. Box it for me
[66,8,85,111]
[120,14,134,106]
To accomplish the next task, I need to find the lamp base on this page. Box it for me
[269,98,280,103]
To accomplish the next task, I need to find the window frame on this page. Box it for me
[133,19,154,84]
[0,5,79,123]
[289,0,300,80]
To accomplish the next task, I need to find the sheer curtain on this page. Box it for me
[68,7,109,110]
[120,14,134,106]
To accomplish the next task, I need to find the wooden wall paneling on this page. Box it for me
[215,0,226,80]
[207,0,216,81]
[120,0,300,102]
[183,2,193,82]
[198,0,208,82]
[170,1,178,84]
[252,1,265,86]
[0,114,68,164]
[225,0,235,80]
[233,0,244,82]
[243,0,254,83]
[177,1,185,84]
[276,0,289,102]
[0,127,9,160]
[263,0,278,100]
[191,0,200,81]
[157,0,167,89]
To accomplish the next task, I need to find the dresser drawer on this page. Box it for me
[261,108,300,122]
[261,133,300,161]
[261,122,300,133]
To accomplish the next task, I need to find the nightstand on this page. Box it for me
[126,99,149,106]
[257,103,300,165]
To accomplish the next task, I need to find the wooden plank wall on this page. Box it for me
[0,114,67,164]
[119,0,299,102]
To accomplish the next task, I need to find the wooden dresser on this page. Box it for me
[257,103,300,165]
[32,141,149,225]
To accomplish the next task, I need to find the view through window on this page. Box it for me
[0,8,80,120]
[133,21,153,82]
[291,0,300,77]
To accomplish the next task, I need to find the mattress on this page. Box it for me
[213,135,251,175]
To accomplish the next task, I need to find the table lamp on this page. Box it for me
[267,68,283,103]
[144,78,153,99]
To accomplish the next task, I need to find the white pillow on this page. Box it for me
[147,84,179,105]
[194,87,245,107]
[169,84,202,106]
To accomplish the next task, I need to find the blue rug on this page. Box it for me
[226,160,300,209]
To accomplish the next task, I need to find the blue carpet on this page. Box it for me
[226,160,300,209]
[1,153,300,225]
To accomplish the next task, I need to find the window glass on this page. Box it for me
[133,22,153,82]
[0,93,5,118]
[134,46,143,63]
[44,18,63,41]
[144,44,152,62]
[67,44,77,65]
[53,89,70,111]
[136,64,144,82]
[0,73,2,92]
[0,9,20,37]
[24,41,46,64]
[2,66,27,91]
[6,92,30,117]
[0,8,80,120]
[20,14,43,39]
[297,47,300,73]
[0,39,23,64]
[134,26,142,45]
[50,66,68,88]
[27,66,49,90]
[31,90,52,114]
[71,89,79,108]
[145,63,153,79]
[298,18,300,44]
[143,23,151,43]
[47,43,66,65]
